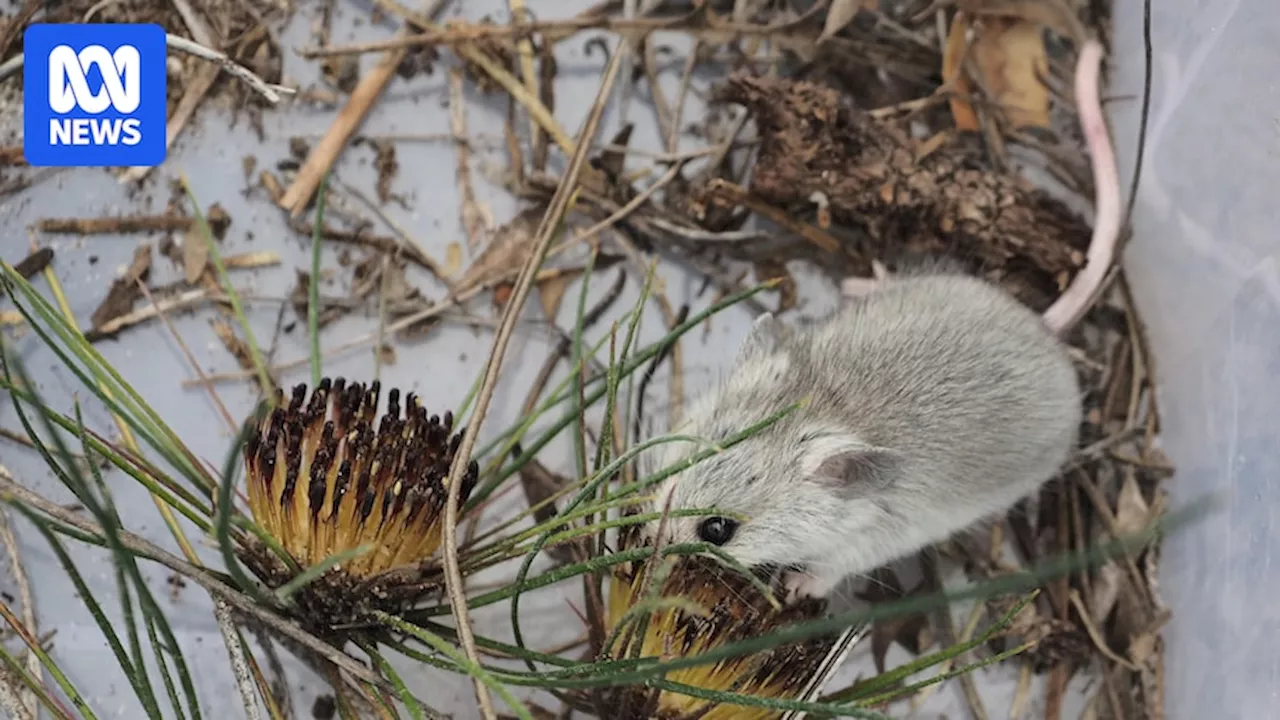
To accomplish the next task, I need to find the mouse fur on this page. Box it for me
[646,268,1082,601]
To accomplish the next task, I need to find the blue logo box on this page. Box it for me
[23,23,167,167]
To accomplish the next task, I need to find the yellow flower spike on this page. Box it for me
[602,527,841,720]
[240,378,479,627]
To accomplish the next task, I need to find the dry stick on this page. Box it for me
[118,4,285,185]
[448,69,487,253]
[183,236,590,386]
[120,63,217,184]
[507,0,542,149]
[519,268,628,419]
[0,468,387,690]
[214,598,264,720]
[36,215,193,234]
[438,42,627,720]
[0,34,289,100]
[86,288,209,339]
[0,508,38,719]
[135,281,236,431]
[280,0,450,217]
[1068,589,1138,672]
[1042,39,1121,335]
[279,48,405,216]
[668,41,701,155]
[0,668,32,720]
[299,11,815,58]
[330,178,453,288]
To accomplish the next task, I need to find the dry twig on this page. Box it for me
[437,40,628,720]
[0,508,38,719]
[0,467,388,690]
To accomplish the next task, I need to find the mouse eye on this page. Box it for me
[697,516,739,546]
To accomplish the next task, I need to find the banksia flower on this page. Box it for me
[602,527,840,720]
[239,378,478,625]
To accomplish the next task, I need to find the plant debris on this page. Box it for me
[89,244,152,336]
[211,318,257,374]
[11,248,53,280]
[708,73,1089,311]
[37,215,193,235]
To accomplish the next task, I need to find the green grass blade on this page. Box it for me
[180,180,273,397]
[216,413,280,606]
[857,641,1034,707]
[569,248,599,481]
[0,599,99,720]
[0,643,78,720]
[827,592,1038,702]
[467,279,778,508]
[372,611,534,720]
[360,643,437,720]
[1,266,214,491]
[11,506,151,713]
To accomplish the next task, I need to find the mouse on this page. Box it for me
[644,264,1082,603]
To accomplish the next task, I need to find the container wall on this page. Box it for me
[1110,1,1280,716]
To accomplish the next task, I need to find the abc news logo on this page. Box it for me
[23,23,166,167]
[48,44,144,146]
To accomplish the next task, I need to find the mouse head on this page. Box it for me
[640,313,902,570]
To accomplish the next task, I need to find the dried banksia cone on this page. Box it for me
[241,378,478,623]
[603,528,840,720]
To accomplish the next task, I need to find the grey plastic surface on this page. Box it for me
[1111,1,1280,717]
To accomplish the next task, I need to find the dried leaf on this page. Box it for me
[819,0,876,44]
[538,273,571,321]
[1089,560,1123,626]
[444,242,463,278]
[450,69,486,250]
[372,141,398,204]
[211,318,255,372]
[1127,631,1157,667]
[752,260,798,313]
[90,244,152,331]
[182,230,208,284]
[856,568,933,671]
[977,18,1051,129]
[206,203,231,240]
[956,0,1085,45]
[594,124,633,180]
[944,13,1052,131]
[942,13,981,131]
[513,443,583,563]
[380,258,424,306]
[12,247,53,279]
[0,310,22,327]
[1114,471,1151,537]
[456,207,541,296]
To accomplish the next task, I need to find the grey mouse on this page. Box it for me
[645,266,1081,602]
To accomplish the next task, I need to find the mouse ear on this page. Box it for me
[736,312,785,364]
[801,433,900,500]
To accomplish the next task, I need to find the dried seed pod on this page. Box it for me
[602,526,840,720]
[240,378,478,625]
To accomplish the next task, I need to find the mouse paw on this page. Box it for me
[782,569,837,604]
